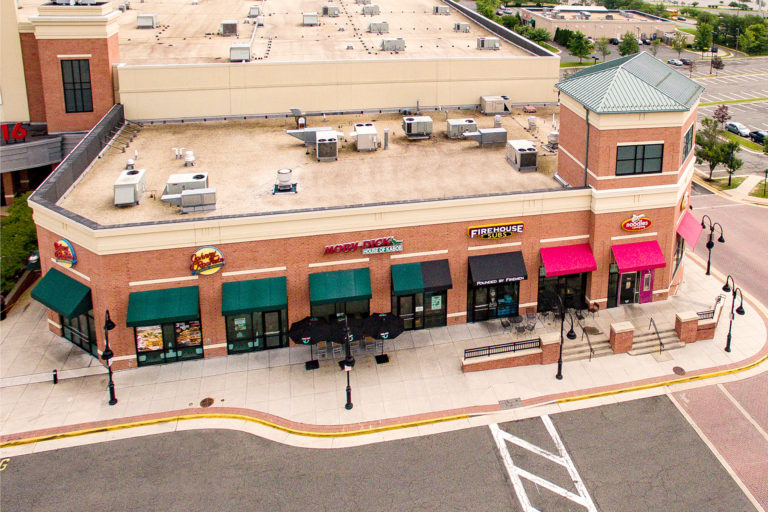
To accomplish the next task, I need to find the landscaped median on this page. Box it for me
[720,130,766,152]
[700,97,768,107]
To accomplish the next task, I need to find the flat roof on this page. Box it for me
[18,0,536,64]
[58,110,561,225]
[525,8,668,22]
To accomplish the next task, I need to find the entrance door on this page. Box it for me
[638,269,654,304]
[619,272,638,305]
[263,310,283,349]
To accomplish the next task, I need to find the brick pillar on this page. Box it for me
[2,172,16,205]
[540,331,560,365]
[675,311,699,343]
[610,321,634,353]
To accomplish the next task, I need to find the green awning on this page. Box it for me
[31,268,92,319]
[309,268,371,305]
[222,277,287,316]
[391,263,424,295]
[127,286,199,327]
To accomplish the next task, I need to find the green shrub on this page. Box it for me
[1,192,38,294]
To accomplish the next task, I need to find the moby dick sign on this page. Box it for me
[324,236,403,255]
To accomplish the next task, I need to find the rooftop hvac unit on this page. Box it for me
[302,12,319,26]
[402,116,432,140]
[161,172,209,205]
[248,5,260,17]
[506,140,538,172]
[480,95,513,115]
[113,169,146,207]
[446,118,477,139]
[221,20,238,36]
[137,13,157,28]
[580,11,591,18]
[285,126,334,146]
[355,0,371,4]
[477,37,500,50]
[368,21,389,33]
[605,13,613,19]
[433,5,450,14]
[463,128,507,147]
[315,131,338,162]
[547,131,559,147]
[361,4,379,15]
[230,43,251,62]
[454,22,470,32]
[625,11,634,17]
[381,38,405,51]
[274,168,298,194]
[351,123,378,152]
[322,5,340,16]
[181,188,217,214]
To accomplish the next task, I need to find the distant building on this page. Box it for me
[519,6,673,40]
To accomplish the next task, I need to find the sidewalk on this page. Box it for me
[1,253,767,451]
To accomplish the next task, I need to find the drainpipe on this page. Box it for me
[583,107,590,188]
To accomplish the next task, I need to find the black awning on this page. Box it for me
[391,259,453,296]
[421,259,453,293]
[468,251,527,286]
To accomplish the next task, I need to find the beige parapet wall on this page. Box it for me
[115,56,560,120]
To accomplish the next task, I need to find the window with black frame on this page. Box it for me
[682,125,694,162]
[61,310,97,357]
[134,320,204,366]
[672,235,685,277]
[61,59,93,113]
[616,143,663,176]
[225,309,288,353]
[311,300,369,322]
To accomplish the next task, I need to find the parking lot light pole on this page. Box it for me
[722,275,746,353]
[700,215,725,275]
[102,310,118,406]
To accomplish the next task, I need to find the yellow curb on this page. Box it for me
[1,412,471,448]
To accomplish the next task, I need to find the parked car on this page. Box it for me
[642,38,652,45]
[677,16,687,21]
[504,7,514,14]
[636,38,644,45]
[609,37,620,45]
[523,105,537,113]
[680,58,692,65]
[667,59,683,66]
[725,121,750,137]
[749,130,767,144]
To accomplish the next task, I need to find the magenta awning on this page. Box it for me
[676,211,704,248]
[611,240,666,273]
[540,243,597,277]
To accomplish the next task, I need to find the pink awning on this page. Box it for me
[611,240,666,273]
[676,211,704,248]
[540,243,597,277]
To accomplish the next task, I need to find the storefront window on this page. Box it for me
[135,319,204,366]
[607,263,619,309]
[672,235,685,277]
[61,310,97,357]
[311,301,370,322]
[537,271,587,312]
[468,283,519,322]
[226,309,289,354]
[393,291,447,330]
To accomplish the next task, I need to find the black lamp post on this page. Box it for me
[555,294,577,381]
[102,310,118,406]
[337,315,355,410]
[722,275,746,353]
[700,215,725,276]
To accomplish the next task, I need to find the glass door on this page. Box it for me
[619,272,639,305]
[263,310,283,349]
[423,291,446,328]
[471,286,490,322]
[398,295,416,330]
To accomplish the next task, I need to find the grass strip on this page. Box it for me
[750,181,768,199]
[706,176,746,191]
[720,130,765,151]
[700,97,768,106]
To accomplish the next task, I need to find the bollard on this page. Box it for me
[52,369,58,384]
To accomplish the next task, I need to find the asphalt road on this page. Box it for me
[1,396,756,512]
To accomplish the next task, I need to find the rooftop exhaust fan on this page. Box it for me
[273,168,298,194]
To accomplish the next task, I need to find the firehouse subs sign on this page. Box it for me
[468,222,524,239]
[54,239,77,268]
[621,214,652,232]
[190,246,225,275]
[324,236,403,255]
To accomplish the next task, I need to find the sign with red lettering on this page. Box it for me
[190,246,225,275]
[1,123,28,144]
[324,236,403,255]
[621,214,652,232]
[54,239,77,268]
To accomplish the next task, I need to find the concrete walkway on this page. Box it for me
[1,252,767,453]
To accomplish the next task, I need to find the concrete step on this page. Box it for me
[562,339,613,362]
[629,329,684,356]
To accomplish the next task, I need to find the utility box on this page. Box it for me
[137,13,157,28]
[355,0,372,4]
[180,188,216,213]
[352,123,378,151]
[286,126,334,146]
[463,127,507,147]
[480,95,513,114]
[361,4,380,15]
[454,22,470,32]
[322,5,340,16]
[477,37,500,50]
[402,116,433,140]
[381,38,405,51]
[433,5,450,14]
[221,20,238,36]
[248,4,260,17]
[113,169,146,206]
[302,12,319,26]
[446,118,477,139]
[316,131,338,161]
[507,140,538,171]
[230,44,251,62]
[368,21,389,33]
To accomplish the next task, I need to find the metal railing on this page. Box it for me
[580,322,595,362]
[697,294,725,320]
[464,338,541,359]
[649,317,664,354]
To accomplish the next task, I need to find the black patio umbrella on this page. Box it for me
[329,316,365,344]
[362,313,405,364]
[289,316,332,370]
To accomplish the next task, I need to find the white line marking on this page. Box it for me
[717,384,768,444]
[494,428,566,466]
[490,423,536,512]
[542,415,598,511]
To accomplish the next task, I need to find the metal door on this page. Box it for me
[263,310,282,349]
[619,272,638,305]
[639,269,654,304]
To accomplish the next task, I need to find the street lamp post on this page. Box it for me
[700,215,725,276]
[102,310,118,406]
[555,294,577,380]
[722,275,746,353]
[337,315,355,410]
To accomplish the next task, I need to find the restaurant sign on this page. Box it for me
[190,246,225,275]
[621,214,652,232]
[468,222,524,239]
[324,236,403,255]
[54,239,77,268]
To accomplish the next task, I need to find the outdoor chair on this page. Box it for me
[331,342,343,359]
[316,341,328,359]
[515,323,527,337]
[526,318,536,334]
[363,337,376,352]
[525,312,537,327]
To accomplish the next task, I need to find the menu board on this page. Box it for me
[136,325,163,352]
[175,320,202,346]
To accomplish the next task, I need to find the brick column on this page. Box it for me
[610,321,634,353]
[675,311,699,343]
[2,172,16,205]
[540,331,561,365]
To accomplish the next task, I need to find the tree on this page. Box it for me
[672,32,687,58]
[596,37,611,60]
[711,55,724,74]
[0,192,38,294]
[527,27,551,44]
[695,117,725,180]
[713,104,731,128]
[721,141,742,187]
[618,31,640,56]
[650,38,661,56]
[694,23,714,55]
[500,14,521,30]
[567,31,593,63]
[686,58,696,77]
[738,24,768,55]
